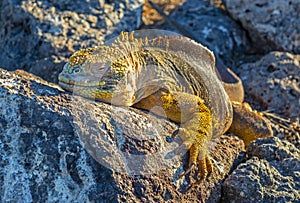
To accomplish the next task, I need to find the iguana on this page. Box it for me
[58,30,272,183]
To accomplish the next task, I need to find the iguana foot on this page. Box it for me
[179,151,213,180]
[174,127,213,181]
[184,143,213,181]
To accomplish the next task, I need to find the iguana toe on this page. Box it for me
[176,129,213,182]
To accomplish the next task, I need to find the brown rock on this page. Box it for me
[237,52,300,120]
[223,137,300,203]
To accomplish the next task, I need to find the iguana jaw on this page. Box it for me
[58,81,114,101]
[58,74,107,88]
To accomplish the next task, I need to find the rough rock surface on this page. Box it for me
[0,0,144,83]
[0,68,244,202]
[237,52,300,119]
[224,0,300,54]
[223,137,300,203]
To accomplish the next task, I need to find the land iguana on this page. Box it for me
[58,30,273,183]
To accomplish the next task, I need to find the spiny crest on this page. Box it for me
[70,47,96,66]
[107,31,151,71]
[111,31,149,56]
[69,47,97,67]
[68,32,149,68]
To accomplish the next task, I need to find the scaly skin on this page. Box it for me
[58,31,273,183]
[147,1,273,145]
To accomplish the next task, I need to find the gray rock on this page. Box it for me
[0,68,244,202]
[224,0,300,54]
[237,52,300,120]
[222,136,300,203]
[0,0,144,83]
[0,70,117,202]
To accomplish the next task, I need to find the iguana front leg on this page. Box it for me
[134,90,213,180]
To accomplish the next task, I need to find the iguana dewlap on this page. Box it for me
[58,30,273,182]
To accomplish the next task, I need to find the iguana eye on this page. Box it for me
[72,66,81,74]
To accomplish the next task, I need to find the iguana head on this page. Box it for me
[58,32,145,105]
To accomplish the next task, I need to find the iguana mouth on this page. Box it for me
[58,74,106,87]
[58,74,118,99]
